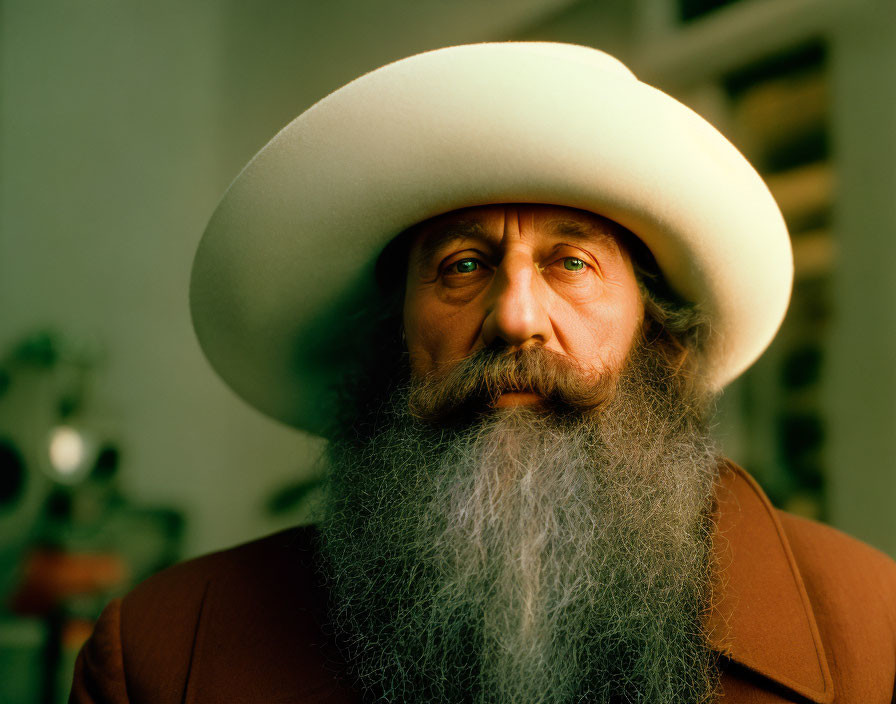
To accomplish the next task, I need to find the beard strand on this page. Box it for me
[319,343,722,703]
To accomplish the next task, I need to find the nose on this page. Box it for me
[481,253,552,348]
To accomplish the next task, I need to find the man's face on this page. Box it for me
[321,206,719,703]
[402,204,644,405]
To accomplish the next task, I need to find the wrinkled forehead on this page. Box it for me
[375,203,644,291]
[414,205,626,259]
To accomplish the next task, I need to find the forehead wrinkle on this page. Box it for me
[415,220,493,268]
[409,212,630,275]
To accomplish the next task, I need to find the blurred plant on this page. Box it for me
[0,329,185,704]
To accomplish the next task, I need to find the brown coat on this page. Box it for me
[70,463,896,703]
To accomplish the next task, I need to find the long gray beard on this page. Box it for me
[320,351,722,703]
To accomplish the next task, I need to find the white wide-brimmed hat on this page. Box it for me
[190,41,792,433]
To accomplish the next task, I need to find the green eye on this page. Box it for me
[452,259,478,274]
[563,257,585,271]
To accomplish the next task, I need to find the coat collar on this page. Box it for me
[709,461,834,703]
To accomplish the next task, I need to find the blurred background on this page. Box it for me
[2,0,894,700]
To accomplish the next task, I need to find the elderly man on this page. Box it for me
[71,43,896,703]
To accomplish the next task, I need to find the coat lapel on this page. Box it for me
[709,462,835,704]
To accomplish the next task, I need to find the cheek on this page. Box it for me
[403,291,481,375]
[559,288,643,372]
[402,292,430,374]
[615,283,645,344]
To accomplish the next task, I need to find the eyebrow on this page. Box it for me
[415,220,491,268]
[544,218,620,248]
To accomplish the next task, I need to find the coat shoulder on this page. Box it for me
[776,509,896,689]
[124,524,318,609]
[776,509,896,601]
[116,526,322,704]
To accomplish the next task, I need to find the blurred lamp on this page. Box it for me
[46,425,95,485]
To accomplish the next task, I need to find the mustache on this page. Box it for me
[407,343,621,424]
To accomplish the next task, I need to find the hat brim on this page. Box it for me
[190,42,793,433]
